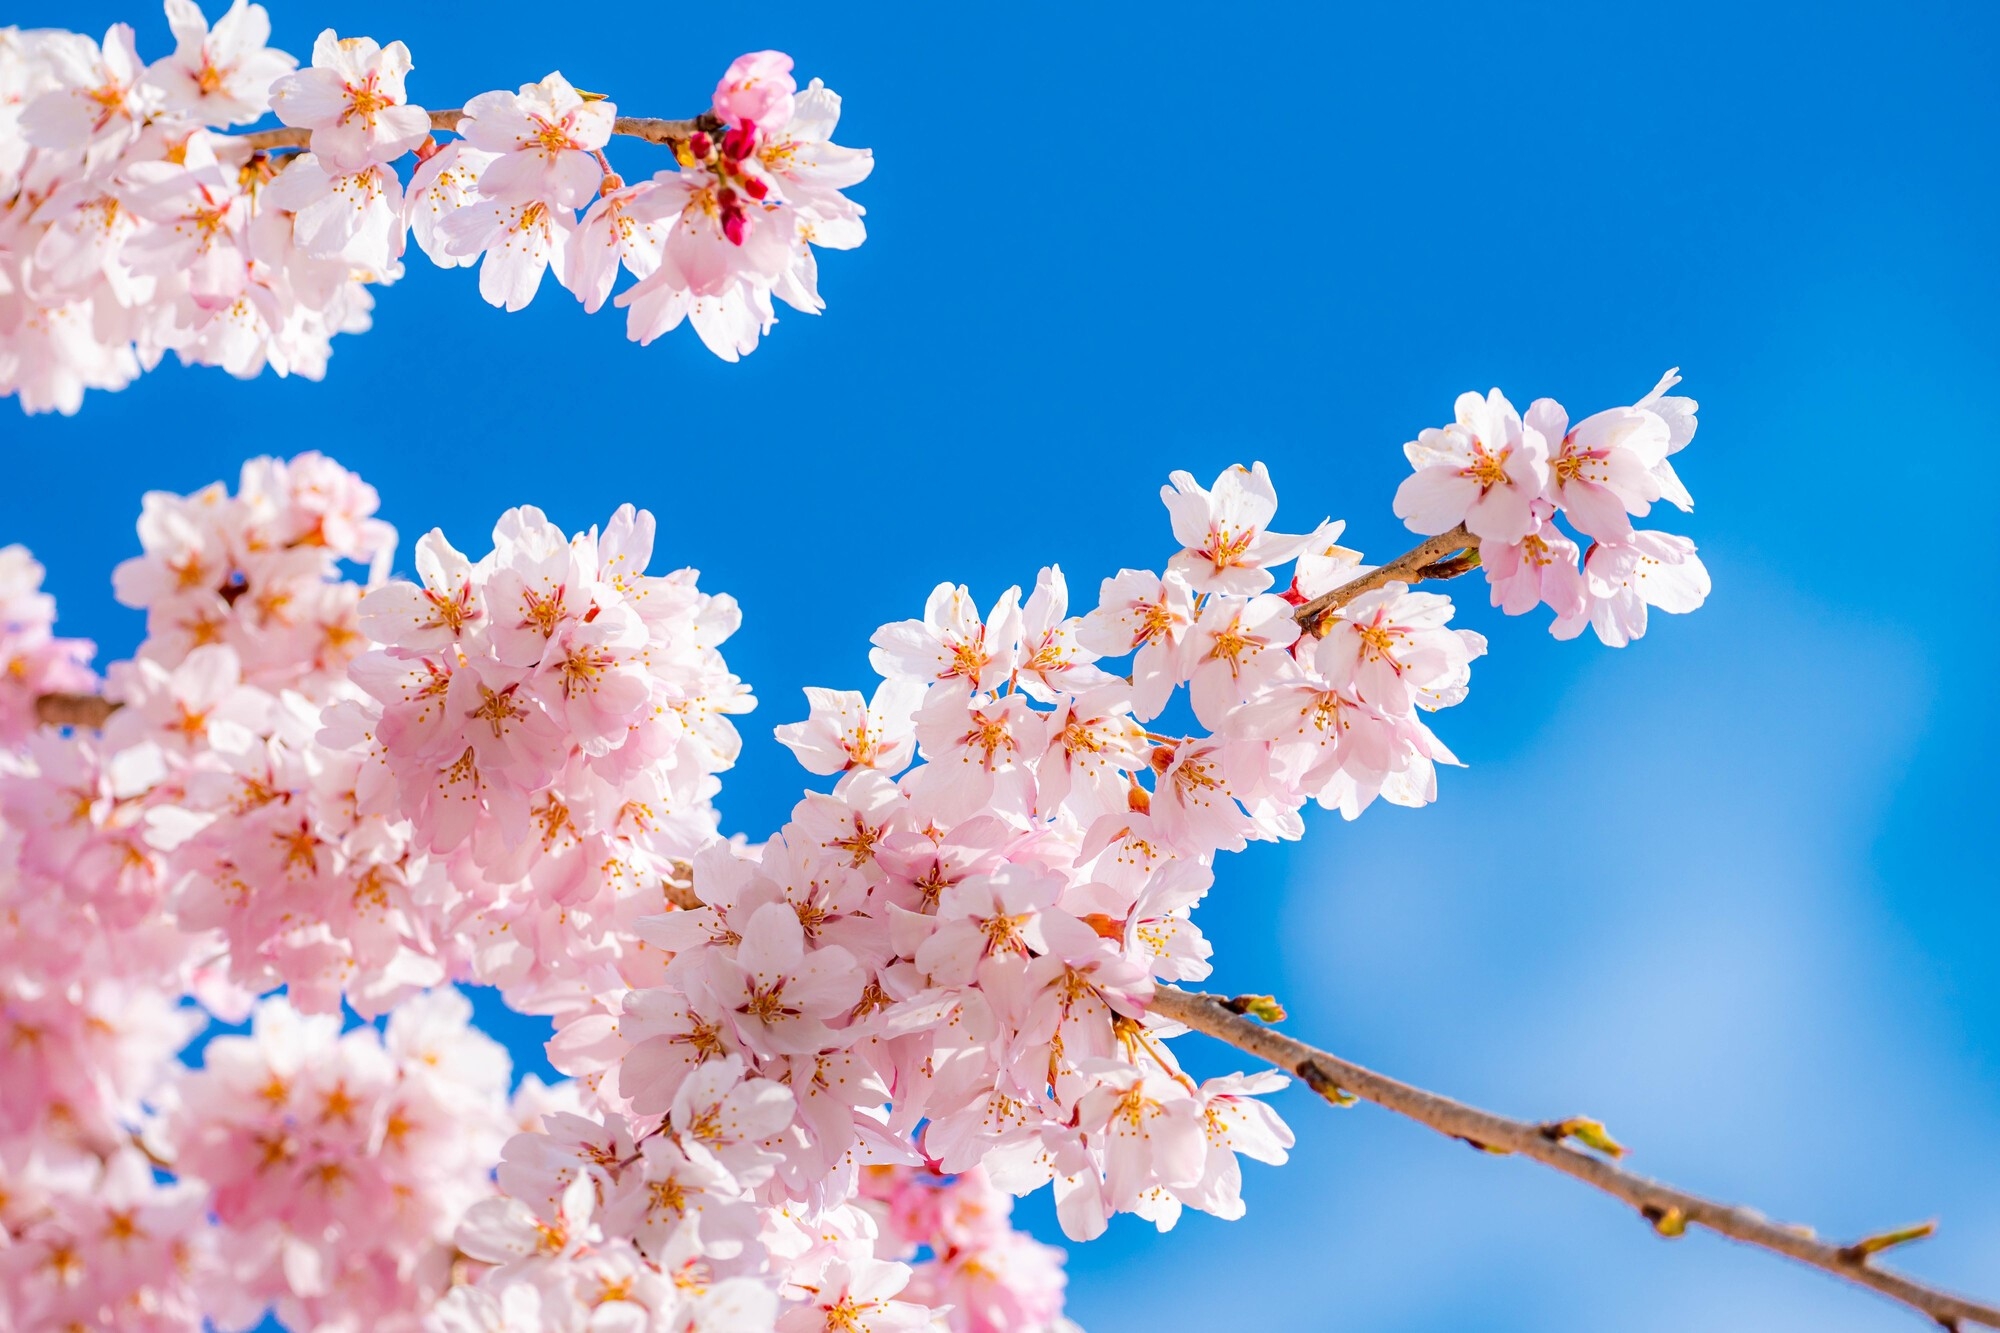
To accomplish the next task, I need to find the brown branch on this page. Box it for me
[34,692,119,729]
[1149,987,2000,1331]
[1294,522,1481,635]
[235,109,722,152]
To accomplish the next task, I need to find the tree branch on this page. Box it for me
[1149,986,2000,1331]
[235,108,723,152]
[1293,522,1481,634]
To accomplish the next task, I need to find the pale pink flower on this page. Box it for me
[459,73,614,210]
[777,1258,930,1333]
[774,678,925,775]
[19,25,153,151]
[144,0,297,127]
[669,1055,796,1185]
[405,140,498,269]
[1481,503,1587,619]
[914,865,1102,987]
[357,529,484,651]
[1315,583,1486,714]
[568,180,670,313]
[868,582,1021,697]
[1181,592,1300,729]
[713,901,865,1056]
[1076,569,1195,721]
[265,156,408,276]
[1394,388,1552,544]
[1554,530,1711,647]
[1013,565,1114,703]
[910,689,1044,823]
[1531,397,1670,539]
[1161,462,1314,595]
[1636,367,1700,511]
[269,29,430,172]
[440,195,578,312]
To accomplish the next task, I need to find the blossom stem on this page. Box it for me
[1148,986,2000,1331]
[1292,523,1480,635]
[234,108,724,152]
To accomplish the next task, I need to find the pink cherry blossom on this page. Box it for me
[1161,462,1314,595]
[268,29,429,172]
[459,73,614,210]
[145,0,297,127]
[1394,388,1552,544]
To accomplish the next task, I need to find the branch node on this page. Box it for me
[1458,1136,1510,1155]
[1295,1061,1356,1107]
[1838,1222,1938,1266]
[1642,1204,1688,1238]
[1539,1116,1628,1159]
[1221,993,1287,1023]
[1414,548,1483,580]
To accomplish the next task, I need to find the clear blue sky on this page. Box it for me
[8,2,1999,1329]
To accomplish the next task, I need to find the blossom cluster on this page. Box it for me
[0,372,1706,1331]
[157,990,562,1332]
[1,8,872,415]
[1395,370,1708,646]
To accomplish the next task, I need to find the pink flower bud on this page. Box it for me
[722,123,757,161]
[711,49,796,129]
[688,130,713,160]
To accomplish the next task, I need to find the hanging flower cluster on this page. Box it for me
[0,6,872,414]
[0,372,1706,1330]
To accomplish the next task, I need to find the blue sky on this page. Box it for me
[8,1,1999,1329]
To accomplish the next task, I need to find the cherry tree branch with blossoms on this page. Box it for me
[4,10,1992,1332]
[2,8,871,415]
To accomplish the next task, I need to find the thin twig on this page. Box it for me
[235,108,722,152]
[35,692,118,729]
[1149,986,2000,1331]
[1293,522,1480,634]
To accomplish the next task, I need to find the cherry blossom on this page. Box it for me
[1394,388,1552,544]
[459,73,613,210]
[145,0,297,127]
[1162,462,1314,595]
[268,29,429,172]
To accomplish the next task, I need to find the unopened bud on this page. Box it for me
[722,210,747,246]
[688,130,714,160]
[742,175,769,201]
[1126,777,1152,814]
